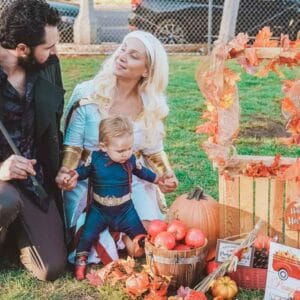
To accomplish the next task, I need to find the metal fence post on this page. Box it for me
[207,0,213,54]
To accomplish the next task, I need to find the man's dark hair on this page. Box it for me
[0,0,60,49]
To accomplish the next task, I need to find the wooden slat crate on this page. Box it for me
[219,155,300,248]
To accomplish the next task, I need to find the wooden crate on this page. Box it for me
[219,155,300,248]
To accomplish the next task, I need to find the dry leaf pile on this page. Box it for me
[85,257,171,299]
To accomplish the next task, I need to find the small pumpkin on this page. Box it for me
[211,276,238,300]
[125,272,149,297]
[167,187,219,260]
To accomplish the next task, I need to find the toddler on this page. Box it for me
[57,115,163,280]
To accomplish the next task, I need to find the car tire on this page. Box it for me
[154,19,187,44]
[278,269,288,281]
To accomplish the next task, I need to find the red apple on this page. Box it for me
[185,228,206,248]
[167,219,187,241]
[147,219,168,238]
[154,231,176,250]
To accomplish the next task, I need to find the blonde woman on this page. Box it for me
[56,30,178,264]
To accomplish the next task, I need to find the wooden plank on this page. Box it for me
[223,175,240,237]
[218,174,228,238]
[254,178,269,235]
[239,175,254,234]
[269,179,285,243]
[285,180,300,248]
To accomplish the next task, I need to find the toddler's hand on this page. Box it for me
[56,167,78,191]
[158,172,178,193]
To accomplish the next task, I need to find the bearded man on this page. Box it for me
[0,0,66,281]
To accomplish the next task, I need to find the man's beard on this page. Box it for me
[17,48,47,73]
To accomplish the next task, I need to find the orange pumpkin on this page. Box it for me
[211,276,238,300]
[167,187,219,260]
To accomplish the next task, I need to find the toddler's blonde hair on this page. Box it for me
[99,115,133,145]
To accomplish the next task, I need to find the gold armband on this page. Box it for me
[61,145,82,170]
[143,151,173,176]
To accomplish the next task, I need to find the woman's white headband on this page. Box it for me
[123,31,155,64]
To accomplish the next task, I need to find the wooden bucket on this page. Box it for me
[145,239,208,289]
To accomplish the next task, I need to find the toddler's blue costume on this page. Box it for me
[76,150,157,255]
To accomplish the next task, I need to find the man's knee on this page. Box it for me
[21,246,66,281]
[36,258,66,281]
[0,183,23,228]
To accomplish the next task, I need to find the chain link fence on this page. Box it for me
[0,0,299,49]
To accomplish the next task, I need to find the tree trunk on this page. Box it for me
[74,0,100,44]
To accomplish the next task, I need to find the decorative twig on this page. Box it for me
[194,219,264,292]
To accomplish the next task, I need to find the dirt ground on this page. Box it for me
[240,116,289,139]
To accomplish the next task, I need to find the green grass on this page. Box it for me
[0,56,299,299]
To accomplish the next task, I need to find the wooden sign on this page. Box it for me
[285,201,300,231]
[215,239,254,267]
[264,242,300,299]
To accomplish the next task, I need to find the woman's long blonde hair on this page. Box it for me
[91,31,169,147]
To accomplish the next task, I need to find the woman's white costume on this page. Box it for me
[63,80,166,263]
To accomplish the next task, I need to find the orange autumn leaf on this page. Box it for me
[244,155,291,178]
[228,32,249,52]
[237,57,257,75]
[280,34,290,49]
[278,135,300,146]
[86,271,104,287]
[256,59,284,78]
[144,294,167,300]
[196,122,217,135]
[278,159,300,181]
[224,67,241,86]
[282,97,298,115]
[244,162,271,177]
[253,27,278,47]
[290,39,300,48]
[286,116,300,134]
[282,80,296,93]
[279,56,299,68]
[245,48,260,66]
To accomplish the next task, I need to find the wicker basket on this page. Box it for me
[145,239,208,289]
[228,267,267,290]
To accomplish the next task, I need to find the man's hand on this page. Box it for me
[55,166,78,191]
[0,155,36,181]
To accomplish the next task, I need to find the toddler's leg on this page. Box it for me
[115,201,147,258]
[75,203,107,280]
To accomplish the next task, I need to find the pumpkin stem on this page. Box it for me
[187,187,205,200]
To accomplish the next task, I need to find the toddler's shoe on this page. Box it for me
[75,254,88,281]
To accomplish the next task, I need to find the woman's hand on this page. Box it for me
[56,166,78,191]
[158,171,178,193]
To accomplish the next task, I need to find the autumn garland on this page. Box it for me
[196,27,300,179]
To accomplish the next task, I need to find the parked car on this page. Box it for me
[47,1,79,42]
[128,0,300,44]
[0,0,79,43]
